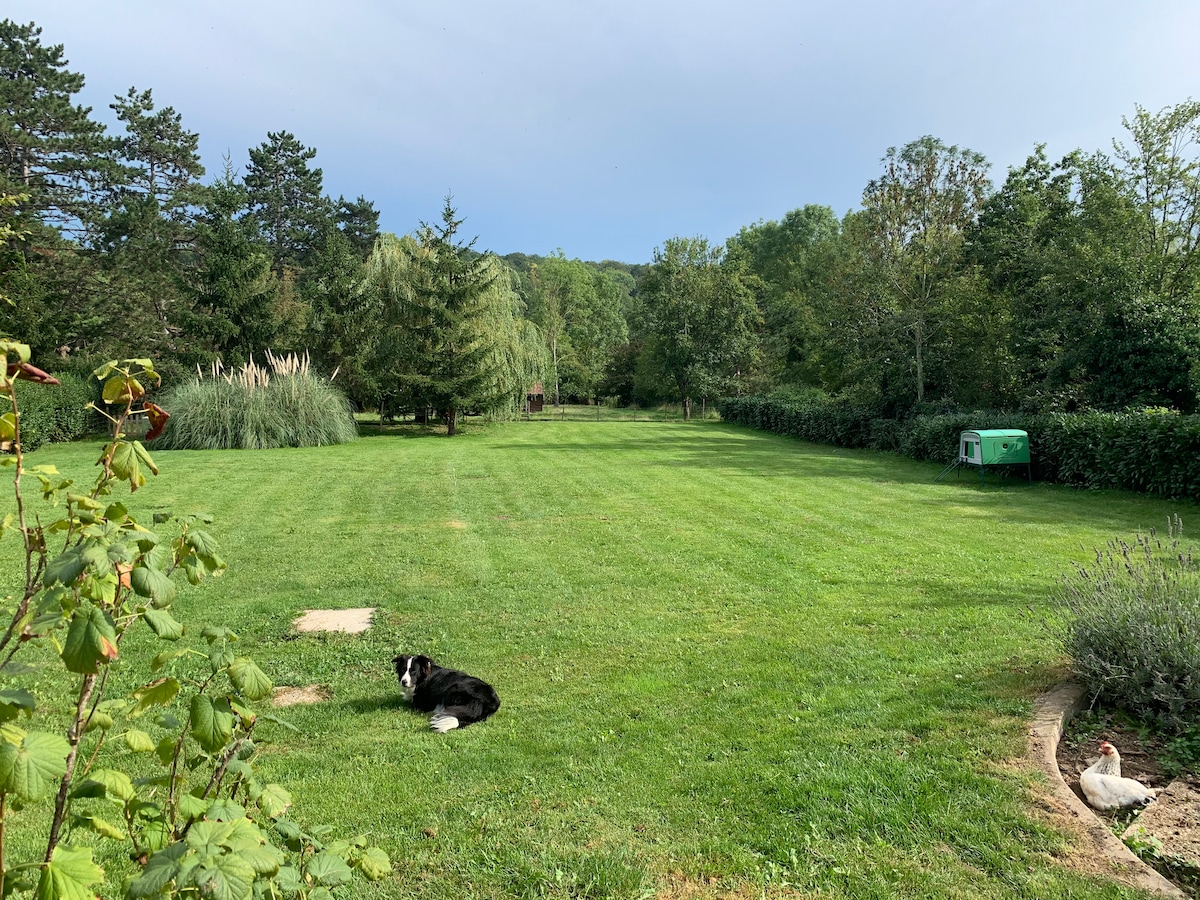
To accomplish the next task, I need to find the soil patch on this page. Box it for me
[292,608,375,634]
[272,684,331,707]
[1058,707,1200,895]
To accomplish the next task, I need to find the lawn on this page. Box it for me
[7,419,1185,899]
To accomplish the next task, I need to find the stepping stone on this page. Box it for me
[292,608,375,634]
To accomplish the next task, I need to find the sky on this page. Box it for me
[10,1,1200,263]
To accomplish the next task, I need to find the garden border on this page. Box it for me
[1030,684,1185,898]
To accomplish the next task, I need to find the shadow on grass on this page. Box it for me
[342,691,407,715]
[491,426,1171,526]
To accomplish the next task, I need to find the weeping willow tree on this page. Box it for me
[361,199,545,434]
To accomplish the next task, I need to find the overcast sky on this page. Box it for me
[10,1,1200,262]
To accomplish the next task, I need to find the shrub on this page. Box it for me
[1050,516,1200,732]
[155,352,357,450]
[12,371,96,451]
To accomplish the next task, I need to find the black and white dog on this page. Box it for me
[392,654,501,733]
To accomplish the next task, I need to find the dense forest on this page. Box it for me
[3,18,1199,423]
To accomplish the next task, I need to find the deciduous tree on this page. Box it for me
[638,236,760,419]
[860,136,990,403]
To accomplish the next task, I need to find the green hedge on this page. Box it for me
[13,373,97,452]
[717,396,1200,501]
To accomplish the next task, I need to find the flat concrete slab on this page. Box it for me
[293,608,375,634]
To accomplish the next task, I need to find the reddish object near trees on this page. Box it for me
[144,402,170,440]
[7,362,60,385]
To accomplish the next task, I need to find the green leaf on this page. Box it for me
[274,865,303,893]
[109,441,146,490]
[78,813,127,840]
[0,687,35,723]
[35,845,104,900]
[143,605,184,640]
[202,625,237,643]
[228,657,272,701]
[43,546,86,587]
[0,412,15,441]
[190,695,234,754]
[155,736,175,765]
[84,710,113,733]
[80,541,113,577]
[131,565,177,605]
[210,646,235,674]
[85,767,136,802]
[60,603,119,673]
[256,783,292,819]
[186,529,220,558]
[132,440,159,476]
[141,820,171,852]
[239,843,284,876]
[131,677,180,716]
[357,846,392,881]
[127,843,187,899]
[151,648,188,671]
[1,340,31,363]
[310,889,335,900]
[307,851,354,887]
[179,792,209,821]
[102,374,137,404]
[204,799,245,822]
[124,729,156,752]
[0,731,69,800]
[140,540,169,568]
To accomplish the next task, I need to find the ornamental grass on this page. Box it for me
[154,351,357,450]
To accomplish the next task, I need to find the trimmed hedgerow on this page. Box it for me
[717,396,1200,501]
[1050,518,1200,732]
[13,372,97,452]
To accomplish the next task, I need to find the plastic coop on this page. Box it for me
[937,429,1031,484]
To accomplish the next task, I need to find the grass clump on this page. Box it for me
[155,351,357,449]
[1051,515,1200,731]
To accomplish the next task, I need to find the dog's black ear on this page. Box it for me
[417,655,433,675]
[392,655,406,672]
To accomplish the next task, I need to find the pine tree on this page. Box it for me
[243,131,327,275]
[177,161,277,365]
[363,199,537,434]
[0,20,118,234]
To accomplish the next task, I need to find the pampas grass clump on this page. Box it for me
[155,352,357,450]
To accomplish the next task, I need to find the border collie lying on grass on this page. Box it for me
[392,654,501,732]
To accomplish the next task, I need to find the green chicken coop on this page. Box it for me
[937,429,1031,484]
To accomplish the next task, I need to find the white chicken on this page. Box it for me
[1078,741,1158,811]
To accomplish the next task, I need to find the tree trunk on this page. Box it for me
[683,397,692,421]
[914,315,925,403]
[444,408,457,436]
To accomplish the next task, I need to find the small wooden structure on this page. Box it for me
[526,382,544,413]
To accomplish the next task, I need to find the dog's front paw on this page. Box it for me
[430,714,460,733]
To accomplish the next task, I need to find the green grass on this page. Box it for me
[9,420,1186,899]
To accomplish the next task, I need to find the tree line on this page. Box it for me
[3,18,1199,429]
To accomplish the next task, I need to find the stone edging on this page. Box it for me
[1029,683,1186,898]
